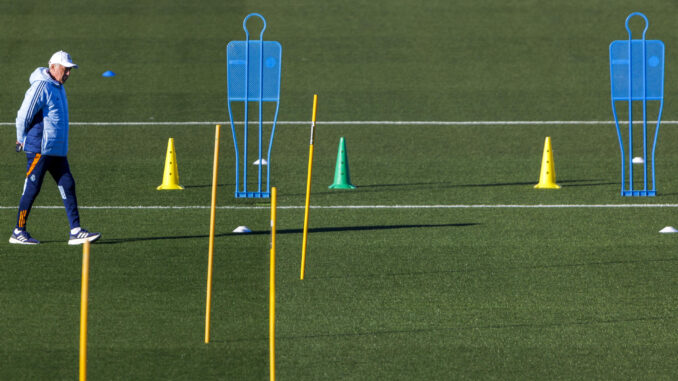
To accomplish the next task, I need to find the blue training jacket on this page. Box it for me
[16,67,70,156]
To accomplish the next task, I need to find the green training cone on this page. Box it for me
[329,137,356,189]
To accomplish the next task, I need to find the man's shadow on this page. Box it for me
[97,222,479,245]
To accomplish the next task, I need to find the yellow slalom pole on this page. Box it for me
[205,124,221,344]
[270,187,277,381]
[300,94,318,280]
[79,241,90,381]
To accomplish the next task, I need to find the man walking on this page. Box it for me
[10,51,101,245]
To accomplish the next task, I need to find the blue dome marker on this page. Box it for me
[102,70,116,77]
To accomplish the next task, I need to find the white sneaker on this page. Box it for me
[9,229,40,245]
[68,227,101,245]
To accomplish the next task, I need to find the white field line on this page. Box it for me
[1,204,678,210]
[0,120,676,126]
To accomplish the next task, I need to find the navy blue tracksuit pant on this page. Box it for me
[16,152,80,231]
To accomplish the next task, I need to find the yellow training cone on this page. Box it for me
[534,136,561,189]
[157,138,184,190]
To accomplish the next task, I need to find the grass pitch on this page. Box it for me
[2,1,678,380]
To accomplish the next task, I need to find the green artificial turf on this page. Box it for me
[2,0,678,380]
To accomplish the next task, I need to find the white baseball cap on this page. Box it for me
[48,50,78,68]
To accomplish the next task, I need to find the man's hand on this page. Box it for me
[15,141,23,152]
